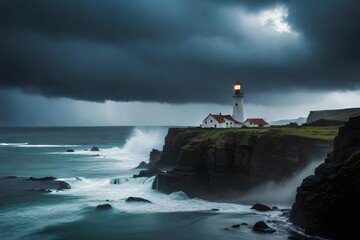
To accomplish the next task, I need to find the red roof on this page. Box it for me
[245,118,269,126]
[207,114,242,124]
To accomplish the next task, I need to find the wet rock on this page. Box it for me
[253,221,276,233]
[76,177,82,181]
[290,116,360,239]
[287,236,302,240]
[96,204,112,210]
[240,223,248,226]
[231,224,240,228]
[125,197,152,203]
[133,167,162,178]
[135,161,148,169]
[211,208,220,211]
[251,203,272,212]
[25,176,57,181]
[58,181,71,190]
[90,146,100,151]
[66,149,74,152]
[149,149,162,163]
[272,206,279,210]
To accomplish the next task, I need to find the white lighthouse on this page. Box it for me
[232,81,244,123]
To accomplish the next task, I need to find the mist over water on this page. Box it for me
[240,160,324,206]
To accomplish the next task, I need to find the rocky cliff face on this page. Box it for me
[154,128,333,199]
[290,116,360,239]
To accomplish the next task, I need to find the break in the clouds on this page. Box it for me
[0,0,359,104]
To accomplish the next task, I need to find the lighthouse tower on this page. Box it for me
[232,81,244,122]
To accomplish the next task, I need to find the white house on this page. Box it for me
[201,82,245,128]
[244,118,269,127]
[202,114,243,128]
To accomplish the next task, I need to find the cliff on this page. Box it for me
[306,107,360,123]
[290,116,360,239]
[154,126,337,199]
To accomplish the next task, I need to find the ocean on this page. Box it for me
[0,127,316,240]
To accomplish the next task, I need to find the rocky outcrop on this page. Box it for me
[96,204,112,210]
[251,203,271,212]
[252,221,276,233]
[125,197,152,203]
[290,116,360,239]
[149,149,162,163]
[154,128,333,198]
[90,146,100,151]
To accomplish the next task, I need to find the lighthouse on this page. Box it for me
[232,81,244,122]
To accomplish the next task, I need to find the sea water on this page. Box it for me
[0,127,320,240]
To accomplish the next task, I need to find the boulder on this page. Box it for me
[96,204,112,210]
[66,149,74,152]
[231,224,240,228]
[90,146,100,151]
[251,203,272,212]
[253,221,276,233]
[125,197,152,203]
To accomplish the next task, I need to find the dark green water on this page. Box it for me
[0,127,309,240]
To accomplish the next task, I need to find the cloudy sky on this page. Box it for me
[0,0,359,126]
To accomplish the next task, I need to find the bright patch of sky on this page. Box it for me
[259,6,293,34]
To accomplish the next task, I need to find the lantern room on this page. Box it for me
[234,81,241,95]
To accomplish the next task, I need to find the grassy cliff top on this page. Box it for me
[177,126,339,149]
[325,108,360,122]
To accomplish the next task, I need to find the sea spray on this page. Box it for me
[48,127,167,169]
[240,159,324,206]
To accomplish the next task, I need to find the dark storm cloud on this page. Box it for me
[0,0,359,104]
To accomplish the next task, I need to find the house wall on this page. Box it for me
[244,122,258,127]
[202,115,243,128]
[202,116,224,128]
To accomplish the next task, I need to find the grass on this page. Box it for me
[178,125,340,150]
[346,149,360,172]
[325,108,360,122]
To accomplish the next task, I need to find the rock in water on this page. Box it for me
[25,176,57,181]
[90,146,100,151]
[96,204,112,210]
[251,203,271,211]
[66,149,74,152]
[125,197,152,203]
[253,221,276,233]
[231,224,240,228]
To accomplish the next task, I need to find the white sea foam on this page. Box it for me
[49,127,166,169]
[55,176,251,214]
